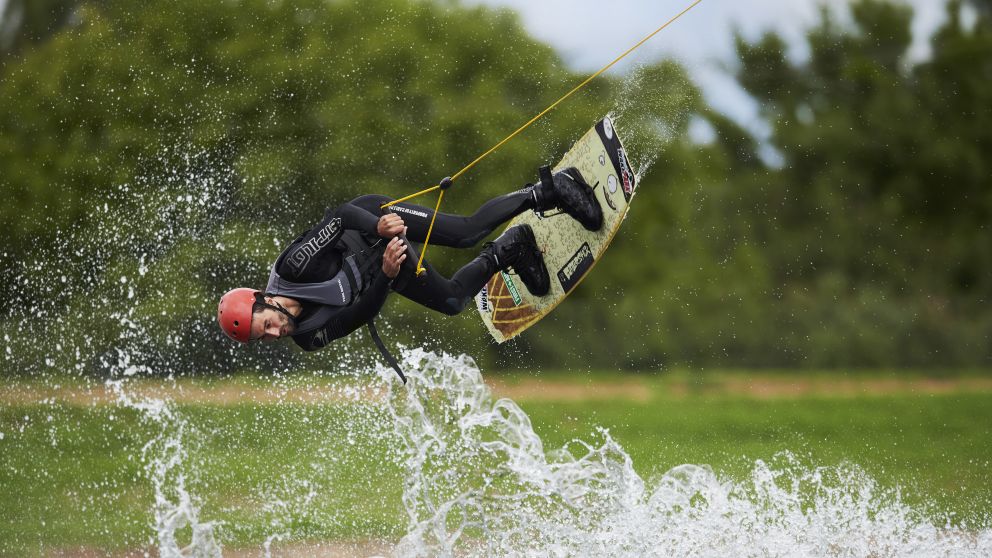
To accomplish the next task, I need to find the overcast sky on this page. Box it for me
[465,0,950,134]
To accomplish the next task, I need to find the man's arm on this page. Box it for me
[334,202,380,236]
[336,199,406,238]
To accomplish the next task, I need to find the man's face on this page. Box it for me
[250,306,294,342]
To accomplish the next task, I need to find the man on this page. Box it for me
[217,166,602,353]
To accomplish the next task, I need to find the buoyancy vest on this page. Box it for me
[265,230,385,335]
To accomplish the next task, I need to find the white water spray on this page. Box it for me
[109,380,223,557]
[381,351,992,558]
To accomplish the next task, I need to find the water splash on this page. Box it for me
[109,380,223,557]
[1,142,304,381]
[611,60,699,180]
[383,351,992,558]
[7,337,990,555]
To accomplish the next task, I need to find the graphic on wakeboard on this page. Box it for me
[476,115,638,342]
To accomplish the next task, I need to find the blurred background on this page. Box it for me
[1,0,989,376]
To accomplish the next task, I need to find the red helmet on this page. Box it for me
[217,288,260,343]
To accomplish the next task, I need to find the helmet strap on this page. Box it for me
[254,294,299,328]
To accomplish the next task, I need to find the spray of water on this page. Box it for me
[0,141,300,555]
[611,59,699,180]
[381,351,992,558]
[108,380,223,557]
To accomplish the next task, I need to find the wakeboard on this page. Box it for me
[475,115,638,342]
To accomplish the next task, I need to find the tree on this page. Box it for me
[0,0,90,57]
[704,0,992,366]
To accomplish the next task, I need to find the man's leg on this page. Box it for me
[393,256,495,316]
[393,220,553,313]
[348,191,533,248]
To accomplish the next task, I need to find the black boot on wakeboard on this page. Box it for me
[531,165,603,231]
[482,224,550,296]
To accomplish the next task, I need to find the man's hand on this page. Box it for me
[382,234,408,279]
[377,213,406,238]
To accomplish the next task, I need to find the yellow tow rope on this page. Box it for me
[383,0,704,275]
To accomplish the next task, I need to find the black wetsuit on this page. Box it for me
[274,190,534,351]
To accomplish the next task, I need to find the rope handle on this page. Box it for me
[381,206,426,276]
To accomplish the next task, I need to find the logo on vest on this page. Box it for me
[289,218,342,273]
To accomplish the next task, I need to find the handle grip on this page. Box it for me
[381,206,424,275]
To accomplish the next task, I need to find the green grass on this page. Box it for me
[520,393,992,519]
[1,372,990,555]
[0,402,408,555]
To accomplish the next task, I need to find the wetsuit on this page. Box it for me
[273,189,534,351]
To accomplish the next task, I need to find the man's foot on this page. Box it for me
[482,224,550,296]
[532,165,603,231]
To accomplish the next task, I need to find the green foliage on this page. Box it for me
[703,0,992,367]
[597,0,992,369]
[0,0,89,57]
[0,0,990,373]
